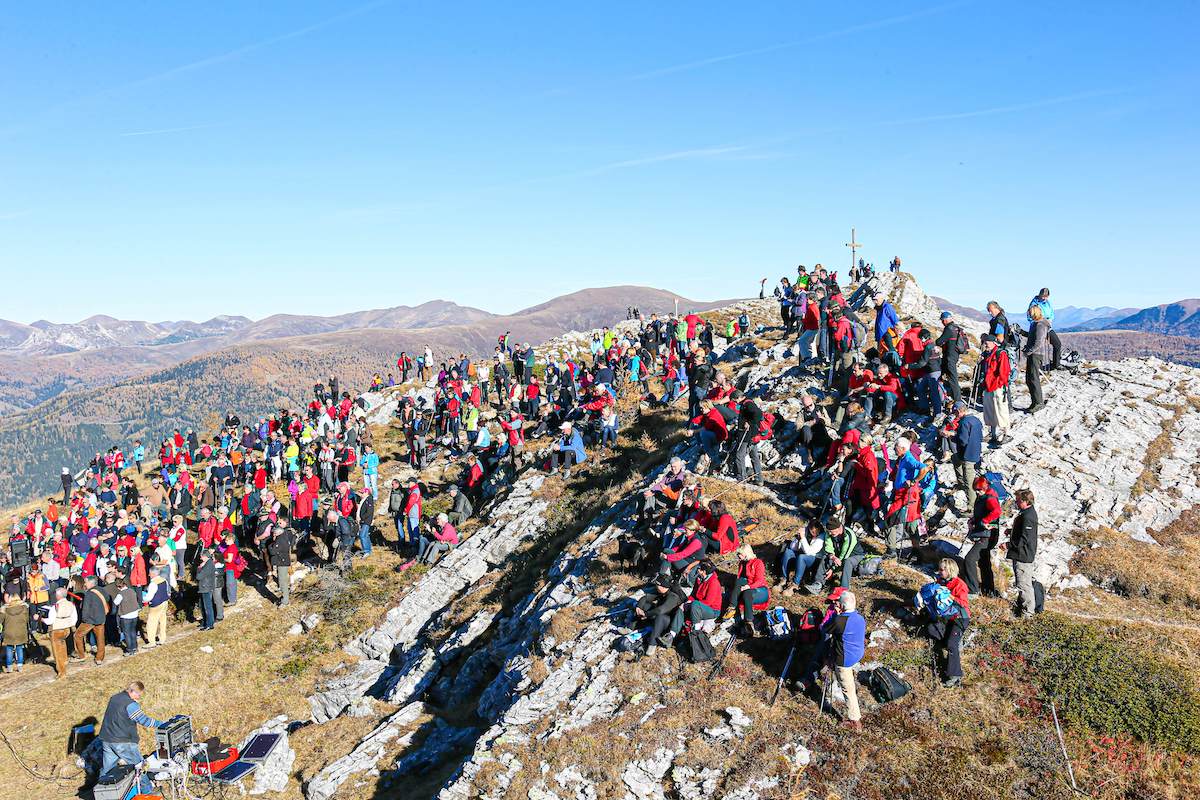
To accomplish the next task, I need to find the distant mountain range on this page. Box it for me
[1061,300,1200,336]
[0,286,728,506]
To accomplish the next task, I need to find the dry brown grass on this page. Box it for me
[1074,508,1200,616]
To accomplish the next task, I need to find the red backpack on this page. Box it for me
[795,608,825,645]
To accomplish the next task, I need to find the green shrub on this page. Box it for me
[1001,614,1200,752]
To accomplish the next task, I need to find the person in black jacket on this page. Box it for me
[196,549,219,630]
[934,311,965,404]
[1003,488,1039,618]
[72,574,108,665]
[731,392,764,485]
[267,525,293,606]
[355,489,375,558]
[61,467,73,504]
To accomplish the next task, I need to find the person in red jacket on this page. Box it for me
[197,508,219,549]
[732,544,769,637]
[979,335,1012,447]
[924,558,970,687]
[961,475,1001,596]
[849,436,881,534]
[697,498,739,555]
[691,400,729,473]
[685,560,723,629]
[863,363,901,422]
[462,454,484,502]
[401,478,422,551]
[797,285,824,366]
[884,479,923,560]
[499,412,525,467]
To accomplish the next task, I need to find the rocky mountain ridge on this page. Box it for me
[277,271,1200,799]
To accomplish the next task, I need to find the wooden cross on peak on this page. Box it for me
[845,227,862,274]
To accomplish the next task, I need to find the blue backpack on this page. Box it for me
[766,607,792,640]
[917,582,968,621]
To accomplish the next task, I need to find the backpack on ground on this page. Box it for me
[765,607,792,640]
[866,666,911,704]
[615,629,647,653]
[1033,580,1045,614]
[855,556,883,577]
[685,629,716,663]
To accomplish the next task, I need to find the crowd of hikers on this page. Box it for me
[612,264,1051,731]
[2,266,1055,744]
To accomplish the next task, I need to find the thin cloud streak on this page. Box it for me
[875,88,1127,127]
[334,144,754,220]
[631,1,973,80]
[119,123,224,137]
[1,0,391,139]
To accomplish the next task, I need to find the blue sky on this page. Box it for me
[2,1,1197,323]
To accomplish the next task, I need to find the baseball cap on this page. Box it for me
[827,586,847,602]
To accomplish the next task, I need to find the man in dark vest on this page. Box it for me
[99,681,166,777]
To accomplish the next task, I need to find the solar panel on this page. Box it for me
[211,760,258,783]
[239,733,282,763]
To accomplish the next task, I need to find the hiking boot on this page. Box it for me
[942,676,963,688]
[840,720,863,733]
[783,585,795,596]
[883,550,898,560]
[645,644,658,658]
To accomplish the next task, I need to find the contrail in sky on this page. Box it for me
[119,123,224,137]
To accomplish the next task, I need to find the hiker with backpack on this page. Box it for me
[915,559,970,688]
[942,401,983,509]
[731,392,765,485]
[1023,305,1049,413]
[797,284,824,367]
[935,311,968,405]
[796,392,833,469]
[1027,288,1061,371]
[979,335,1012,446]
[872,294,901,369]
[1002,488,1039,618]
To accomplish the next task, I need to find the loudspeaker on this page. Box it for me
[10,538,30,569]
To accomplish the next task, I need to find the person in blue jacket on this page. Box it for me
[823,587,865,731]
[872,294,900,366]
[1026,287,1061,370]
[549,421,586,477]
[948,401,984,508]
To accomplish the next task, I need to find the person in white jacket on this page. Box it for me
[776,520,826,595]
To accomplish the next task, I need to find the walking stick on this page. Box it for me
[706,631,738,680]
[771,644,797,706]
[816,670,831,716]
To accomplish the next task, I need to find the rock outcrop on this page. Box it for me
[296,272,1200,800]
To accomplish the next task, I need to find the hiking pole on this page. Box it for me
[1050,699,1081,793]
[706,631,738,680]
[771,644,797,706]
[816,670,831,717]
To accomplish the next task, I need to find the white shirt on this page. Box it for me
[47,599,77,630]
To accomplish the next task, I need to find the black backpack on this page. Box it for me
[866,666,911,704]
[953,326,969,355]
[1033,580,1045,614]
[685,630,716,663]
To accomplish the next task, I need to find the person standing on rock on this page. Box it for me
[935,311,967,405]
[1003,489,1039,618]
[822,587,864,732]
[979,335,1012,447]
[961,475,1001,598]
[1026,288,1061,371]
[1023,306,1049,414]
[943,402,983,509]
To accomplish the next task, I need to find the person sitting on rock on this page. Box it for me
[694,498,739,556]
[633,558,700,656]
[730,543,769,637]
[819,515,863,590]
[417,513,458,565]
[658,519,704,576]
